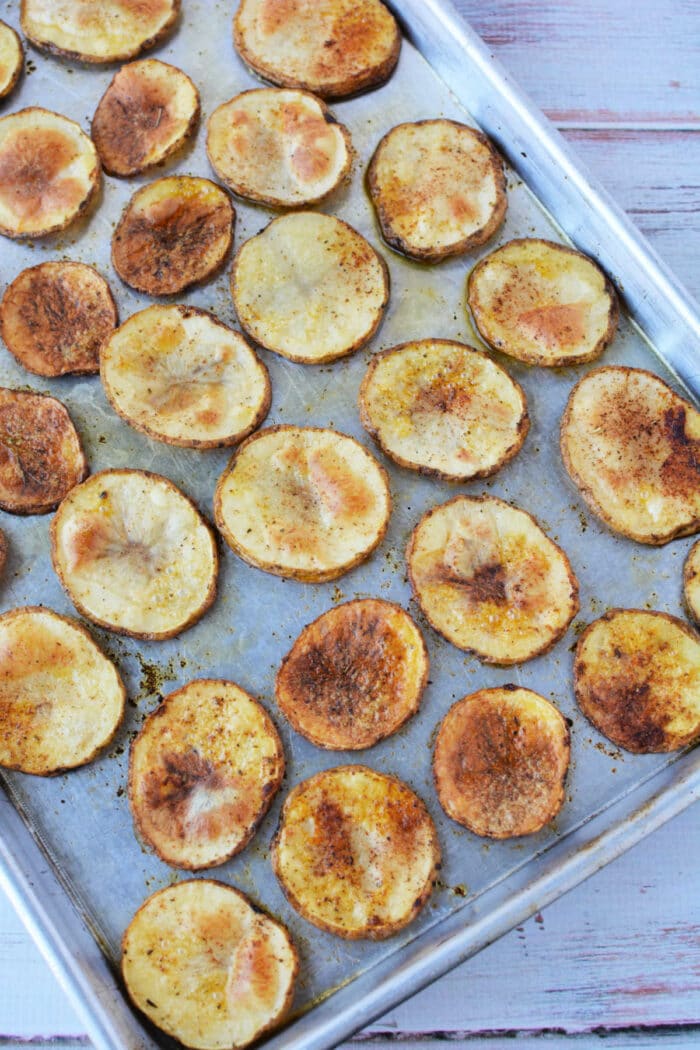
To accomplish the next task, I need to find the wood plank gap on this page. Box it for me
[554,121,700,132]
[351,1022,700,1042]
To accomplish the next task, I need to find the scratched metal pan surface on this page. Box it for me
[0,1,699,1048]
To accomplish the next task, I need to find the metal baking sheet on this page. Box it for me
[1,1,699,1048]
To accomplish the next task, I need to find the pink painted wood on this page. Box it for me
[0,0,698,1046]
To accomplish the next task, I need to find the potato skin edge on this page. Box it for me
[50,468,219,640]
[0,21,23,100]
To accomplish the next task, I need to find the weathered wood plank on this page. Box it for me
[452,0,700,125]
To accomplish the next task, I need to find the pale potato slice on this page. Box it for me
[367,119,507,263]
[233,0,400,100]
[207,88,351,208]
[574,609,700,753]
[100,305,270,449]
[232,211,388,363]
[122,880,298,1050]
[0,20,23,100]
[92,59,199,178]
[215,426,391,582]
[112,176,234,296]
[467,238,619,367]
[271,765,439,939]
[407,495,579,664]
[51,469,217,639]
[1,262,117,376]
[433,687,570,838]
[276,598,428,750]
[561,366,700,545]
[0,107,100,239]
[684,539,700,624]
[21,0,180,64]
[0,388,87,515]
[359,339,529,481]
[129,679,284,869]
[0,606,125,775]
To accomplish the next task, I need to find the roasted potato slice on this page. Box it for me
[0,388,87,515]
[207,88,351,208]
[359,338,529,481]
[100,305,270,448]
[92,59,199,177]
[433,686,570,838]
[1,262,117,377]
[129,679,284,869]
[0,20,23,100]
[0,606,126,775]
[684,539,700,625]
[561,366,700,545]
[215,425,391,582]
[122,879,298,1050]
[0,529,7,577]
[367,119,507,263]
[112,176,234,296]
[407,495,579,664]
[232,211,388,363]
[0,107,100,239]
[271,765,439,939]
[51,469,217,639]
[467,238,619,367]
[21,0,180,64]
[276,598,428,750]
[574,609,700,753]
[233,0,400,100]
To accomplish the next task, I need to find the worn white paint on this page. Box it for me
[1,0,699,1046]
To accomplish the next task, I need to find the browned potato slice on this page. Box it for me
[129,679,284,869]
[21,0,180,64]
[92,59,199,178]
[122,880,298,1050]
[574,609,700,753]
[51,469,217,639]
[367,120,506,263]
[0,529,7,577]
[112,176,234,296]
[0,107,100,239]
[467,238,619,367]
[561,366,700,545]
[359,339,528,481]
[271,765,439,939]
[0,388,87,515]
[0,20,23,100]
[407,495,579,664]
[207,88,351,208]
[100,305,270,448]
[433,687,570,838]
[1,262,117,377]
[0,606,125,775]
[684,539,700,624]
[232,211,388,363]
[233,0,400,100]
[215,425,391,582]
[276,598,428,750]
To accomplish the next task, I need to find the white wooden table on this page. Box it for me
[1,1,699,1047]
